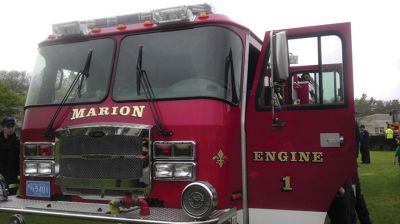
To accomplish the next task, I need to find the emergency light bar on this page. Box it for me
[52,21,89,36]
[152,6,194,24]
[52,3,214,36]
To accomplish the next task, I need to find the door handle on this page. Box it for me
[320,133,344,147]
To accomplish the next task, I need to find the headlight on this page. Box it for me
[174,164,193,178]
[154,162,196,180]
[154,163,173,178]
[24,161,54,176]
[181,181,217,219]
[38,162,53,175]
[24,162,38,175]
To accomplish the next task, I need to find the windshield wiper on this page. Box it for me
[225,49,239,104]
[136,45,172,136]
[44,50,93,138]
[77,51,92,97]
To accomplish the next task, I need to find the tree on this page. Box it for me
[355,93,400,117]
[386,99,400,112]
[355,93,371,116]
[0,81,25,119]
[0,70,30,96]
[0,70,29,122]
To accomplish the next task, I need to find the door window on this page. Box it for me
[257,34,345,108]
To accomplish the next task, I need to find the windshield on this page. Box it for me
[26,38,114,106]
[112,26,243,103]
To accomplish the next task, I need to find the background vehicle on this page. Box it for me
[0,4,356,224]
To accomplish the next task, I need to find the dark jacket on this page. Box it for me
[0,131,20,184]
[359,130,369,147]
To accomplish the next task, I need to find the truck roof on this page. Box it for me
[41,4,261,46]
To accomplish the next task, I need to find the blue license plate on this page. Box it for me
[26,181,50,198]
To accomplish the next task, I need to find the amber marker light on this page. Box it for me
[231,192,242,201]
[198,12,209,19]
[117,23,127,30]
[143,20,154,27]
[91,27,101,34]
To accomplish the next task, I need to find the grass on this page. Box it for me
[1,151,399,223]
[357,151,400,224]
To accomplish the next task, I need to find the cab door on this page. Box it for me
[245,23,356,222]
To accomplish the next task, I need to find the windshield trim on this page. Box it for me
[25,37,117,109]
[110,24,245,106]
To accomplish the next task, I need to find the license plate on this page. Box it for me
[26,181,50,198]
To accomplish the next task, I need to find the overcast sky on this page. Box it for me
[0,0,399,100]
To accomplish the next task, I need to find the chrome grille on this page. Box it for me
[60,157,143,179]
[55,123,151,198]
[59,134,142,155]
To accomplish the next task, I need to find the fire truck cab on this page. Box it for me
[0,4,356,224]
[389,109,400,137]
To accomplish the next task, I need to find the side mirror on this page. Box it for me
[269,31,289,127]
[271,31,289,81]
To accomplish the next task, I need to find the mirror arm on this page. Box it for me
[270,31,285,127]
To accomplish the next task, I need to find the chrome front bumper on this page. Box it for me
[0,196,236,224]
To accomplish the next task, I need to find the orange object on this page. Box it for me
[144,20,154,27]
[91,27,101,33]
[117,24,127,30]
[198,12,209,19]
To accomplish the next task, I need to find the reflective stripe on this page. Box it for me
[386,129,394,139]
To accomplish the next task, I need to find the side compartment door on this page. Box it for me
[246,23,356,217]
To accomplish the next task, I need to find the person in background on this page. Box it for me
[394,137,400,166]
[353,121,372,224]
[0,117,20,195]
[359,125,370,164]
[355,121,360,158]
[385,124,394,151]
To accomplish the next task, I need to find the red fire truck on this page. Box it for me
[0,4,356,224]
[389,109,399,137]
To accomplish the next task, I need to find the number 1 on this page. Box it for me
[282,176,293,192]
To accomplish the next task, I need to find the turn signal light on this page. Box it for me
[24,144,38,156]
[24,142,54,158]
[39,145,53,156]
[153,141,195,160]
[154,143,173,157]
